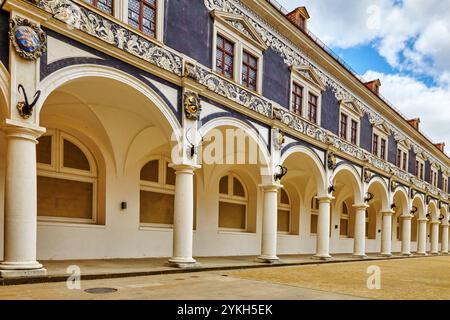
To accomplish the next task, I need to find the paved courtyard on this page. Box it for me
[0,256,449,300]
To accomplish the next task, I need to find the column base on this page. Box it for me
[401,253,413,257]
[379,253,392,257]
[167,258,200,269]
[352,254,368,259]
[0,261,43,270]
[256,256,280,264]
[415,252,427,256]
[430,252,440,256]
[441,252,449,255]
[312,254,332,261]
[0,268,47,279]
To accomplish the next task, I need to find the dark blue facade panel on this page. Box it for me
[425,160,431,183]
[0,10,9,70]
[320,86,339,135]
[360,114,373,152]
[165,0,213,68]
[262,48,290,108]
[408,150,416,175]
[388,135,397,165]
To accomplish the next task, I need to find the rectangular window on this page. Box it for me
[292,83,303,116]
[416,160,420,178]
[140,190,174,225]
[402,152,407,171]
[380,138,386,160]
[351,120,358,145]
[242,51,258,91]
[128,0,157,38]
[340,113,348,140]
[420,163,424,180]
[219,202,246,230]
[216,35,234,79]
[277,210,290,233]
[372,134,379,156]
[310,214,318,234]
[308,93,318,123]
[397,149,402,167]
[86,0,113,14]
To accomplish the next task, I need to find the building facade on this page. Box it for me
[0,0,449,277]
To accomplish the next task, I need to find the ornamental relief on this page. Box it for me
[203,0,443,170]
[36,0,183,75]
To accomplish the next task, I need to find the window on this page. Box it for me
[416,157,425,180]
[277,188,291,234]
[340,113,348,140]
[372,134,379,156]
[86,0,113,14]
[292,83,303,116]
[340,203,350,237]
[310,195,319,235]
[219,173,247,231]
[212,12,266,93]
[431,167,438,187]
[443,176,448,193]
[216,35,235,79]
[351,120,358,145]
[36,130,97,223]
[242,51,258,91]
[140,157,176,227]
[396,145,409,171]
[128,0,157,38]
[308,93,318,124]
[380,138,386,160]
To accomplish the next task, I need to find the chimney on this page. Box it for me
[407,118,421,130]
[434,142,446,153]
[365,79,381,96]
[286,7,310,31]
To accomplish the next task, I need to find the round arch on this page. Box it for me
[281,145,327,196]
[428,200,439,221]
[36,64,182,144]
[367,176,390,212]
[392,187,410,216]
[331,163,363,204]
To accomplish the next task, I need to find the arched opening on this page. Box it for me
[391,189,409,253]
[366,178,389,252]
[411,195,425,244]
[218,173,248,232]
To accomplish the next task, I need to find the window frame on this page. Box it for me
[277,188,292,235]
[212,17,265,94]
[37,129,98,224]
[218,173,248,232]
[416,156,426,180]
[139,156,176,229]
[339,202,350,238]
[372,127,389,160]
[443,175,448,193]
[338,100,362,146]
[396,144,409,172]
[431,166,438,188]
[241,50,259,91]
[289,69,323,126]
[85,0,114,15]
[125,0,165,42]
[310,195,320,235]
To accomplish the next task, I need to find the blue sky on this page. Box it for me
[276,0,450,149]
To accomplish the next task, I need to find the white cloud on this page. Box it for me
[363,70,450,148]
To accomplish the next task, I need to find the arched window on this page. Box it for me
[37,129,97,223]
[340,202,350,237]
[218,173,247,231]
[277,188,291,234]
[310,195,319,234]
[140,157,176,228]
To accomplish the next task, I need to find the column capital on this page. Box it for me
[441,223,450,227]
[418,218,429,222]
[381,210,395,217]
[259,183,283,192]
[169,163,201,174]
[315,195,335,203]
[353,203,370,210]
[1,119,46,142]
[400,214,414,220]
[430,220,441,225]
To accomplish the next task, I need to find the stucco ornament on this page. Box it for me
[273,128,285,151]
[9,17,47,60]
[327,152,337,170]
[184,91,202,120]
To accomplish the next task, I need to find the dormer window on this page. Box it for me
[212,11,267,93]
[290,65,325,125]
[286,6,310,31]
[339,99,363,146]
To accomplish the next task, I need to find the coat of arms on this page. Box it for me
[9,17,47,61]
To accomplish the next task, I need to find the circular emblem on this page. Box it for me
[15,26,41,53]
[184,91,202,120]
[9,17,47,61]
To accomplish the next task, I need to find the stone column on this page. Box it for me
[0,123,46,278]
[380,211,394,257]
[168,164,199,268]
[430,221,440,255]
[417,218,428,256]
[314,196,333,260]
[258,184,281,263]
[401,214,413,256]
[352,204,369,258]
[441,222,449,255]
